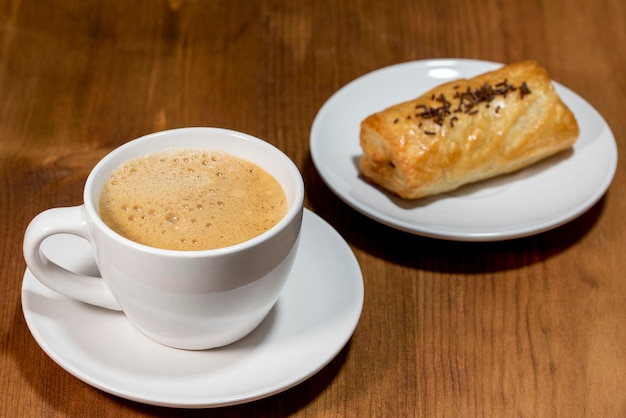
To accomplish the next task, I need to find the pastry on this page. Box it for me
[359,60,579,199]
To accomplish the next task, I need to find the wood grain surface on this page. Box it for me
[1,0,625,416]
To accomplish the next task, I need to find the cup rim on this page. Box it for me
[83,127,304,257]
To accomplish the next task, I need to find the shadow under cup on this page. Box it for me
[84,128,305,350]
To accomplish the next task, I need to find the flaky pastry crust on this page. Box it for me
[359,60,579,199]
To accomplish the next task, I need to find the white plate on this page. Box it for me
[310,59,618,241]
[21,209,364,408]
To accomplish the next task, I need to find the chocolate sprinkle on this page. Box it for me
[403,78,532,135]
[520,81,531,98]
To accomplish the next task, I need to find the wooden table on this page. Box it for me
[2,0,625,416]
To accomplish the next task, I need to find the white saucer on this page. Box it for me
[21,209,364,408]
[310,59,618,241]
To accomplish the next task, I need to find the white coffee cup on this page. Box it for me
[23,127,304,350]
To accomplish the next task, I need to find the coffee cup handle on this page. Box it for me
[23,205,122,311]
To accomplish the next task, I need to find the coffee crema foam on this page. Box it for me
[99,149,287,250]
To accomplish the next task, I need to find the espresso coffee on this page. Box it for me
[99,148,287,250]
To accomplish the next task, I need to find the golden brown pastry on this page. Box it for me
[359,60,579,199]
